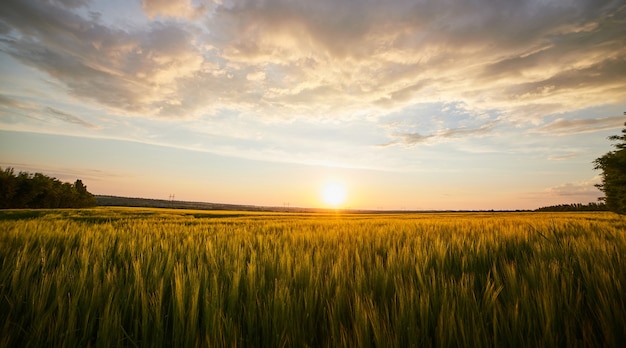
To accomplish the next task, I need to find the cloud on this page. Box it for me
[0,94,45,123]
[190,0,626,122]
[48,0,90,9]
[547,153,578,161]
[0,0,204,117]
[503,58,626,104]
[45,107,98,129]
[546,176,602,197]
[141,0,211,19]
[0,94,99,130]
[535,116,625,135]
[382,121,497,147]
[0,94,25,108]
[0,0,625,129]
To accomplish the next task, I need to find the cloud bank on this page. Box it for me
[1,0,624,124]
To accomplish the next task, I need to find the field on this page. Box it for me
[1,208,625,347]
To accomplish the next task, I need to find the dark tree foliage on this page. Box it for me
[0,167,97,209]
[594,122,626,215]
[535,202,607,212]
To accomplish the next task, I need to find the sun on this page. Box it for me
[321,181,347,207]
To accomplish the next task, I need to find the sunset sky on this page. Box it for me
[1,0,625,210]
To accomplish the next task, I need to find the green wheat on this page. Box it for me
[0,208,625,346]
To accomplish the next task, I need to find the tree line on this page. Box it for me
[535,202,607,212]
[0,167,96,209]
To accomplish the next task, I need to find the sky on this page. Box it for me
[1,0,625,210]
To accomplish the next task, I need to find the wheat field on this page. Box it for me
[1,208,625,347]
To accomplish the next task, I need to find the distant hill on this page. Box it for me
[96,195,270,212]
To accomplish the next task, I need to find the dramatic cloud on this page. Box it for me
[1,0,624,126]
[1,0,204,117]
[206,0,626,120]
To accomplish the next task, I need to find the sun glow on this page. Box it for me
[321,181,347,207]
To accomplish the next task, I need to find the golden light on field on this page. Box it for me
[321,181,347,207]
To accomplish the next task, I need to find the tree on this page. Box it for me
[594,121,626,215]
[0,168,17,208]
[74,179,97,207]
[0,167,97,209]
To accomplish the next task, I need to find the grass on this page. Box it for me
[1,207,625,346]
